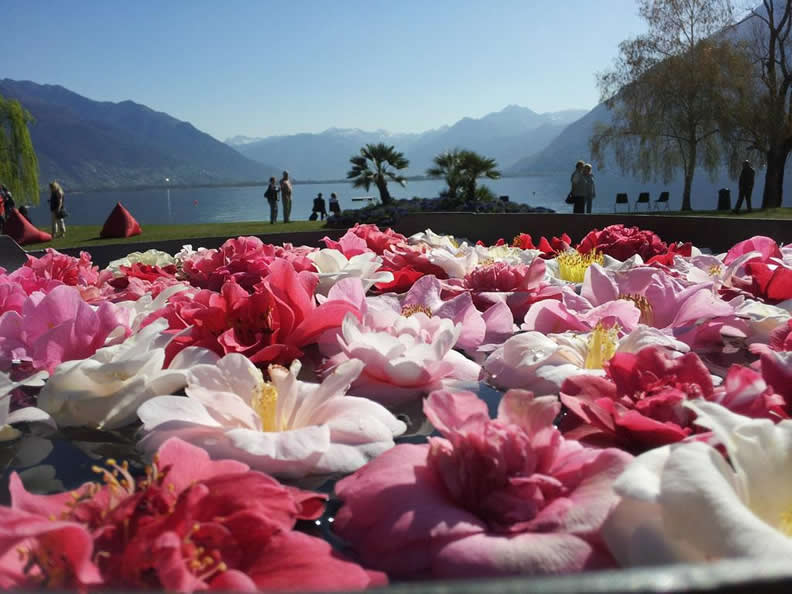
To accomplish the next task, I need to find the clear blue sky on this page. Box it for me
[3,0,647,140]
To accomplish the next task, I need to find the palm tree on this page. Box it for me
[426,149,463,201]
[457,150,501,202]
[346,143,409,205]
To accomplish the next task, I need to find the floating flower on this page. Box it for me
[162,259,360,367]
[324,310,481,406]
[578,224,668,261]
[325,223,406,255]
[37,319,218,430]
[105,248,177,277]
[333,389,633,578]
[484,324,687,395]
[138,356,405,478]
[603,401,792,567]
[307,248,393,295]
[0,285,131,375]
[1,437,384,590]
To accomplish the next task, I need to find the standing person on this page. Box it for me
[734,160,755,214]
[583,163,596,214]
[49,181,66,238]
[280,171,293,223]
[329,192,341,216]
[311,192,328,220]
[570,161,587,214]
[264,177,279,224]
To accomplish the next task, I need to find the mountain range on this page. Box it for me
[0,79,280,190]
[227,105,588,180]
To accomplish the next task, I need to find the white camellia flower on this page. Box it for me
[106,249,177,277]
[484,324,689,394]
[111,283,192,334]
[0,371,53,441]
[733,297,792,345]
[408,229,461,250]
[37,319,218,430]
[603,401,792,566]
[307,248,393,295]
[137,355,407,478]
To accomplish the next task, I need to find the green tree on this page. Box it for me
[346,143,409,205]
[457,150,500,202]
[591,0,743,211]
[426,149,464,201]
[0,94,39,205]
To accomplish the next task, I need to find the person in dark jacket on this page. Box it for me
[329,192,341,216]
[264,177,279,224]
[311,193,328,221]
[734,160,755,214]
[570,161,587,214]
[49,181,66,237]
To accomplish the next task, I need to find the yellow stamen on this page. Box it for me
[401,304,433,318]
[251,381,279,432]
[584,323,620,369]
[779,510,792,536]
[618,293,654,326]
[557,250,604,283]
[708,264,723,277]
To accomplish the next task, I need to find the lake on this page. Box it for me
[22,173,780,228]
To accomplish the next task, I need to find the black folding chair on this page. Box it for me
[634,192,651,211]
[614,193,630,213]
[654,191,670,211]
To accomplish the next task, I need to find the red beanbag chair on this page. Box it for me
[4,208,52,245]
[100,202,142,238]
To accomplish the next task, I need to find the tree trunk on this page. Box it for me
[376,179,392,205]
[681,172,693,211]
[761,147,787,209]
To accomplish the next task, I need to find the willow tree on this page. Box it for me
[346,143,409,205]
[591,0,744,211]
[0,94,39,205]
[721,1,792,209]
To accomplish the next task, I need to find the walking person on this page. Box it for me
[264,177,279,224]
[734,160,755,214]
[329,192,341,216]
[280,171,293,223]
[570,160,587,214]
[49,181,66,237]
[583,163,596,214]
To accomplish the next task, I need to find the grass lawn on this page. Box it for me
[25,220,329,250]
[642,207,792,219]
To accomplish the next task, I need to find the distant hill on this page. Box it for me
[231,106,588,180]
[0,79,280,191]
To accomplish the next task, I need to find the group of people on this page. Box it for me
[568,160,596,214]
[264,171,341,223]
[309,192,341,221]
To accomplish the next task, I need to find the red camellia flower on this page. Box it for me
[372,265,426,293]
[560,346,789,453]
[511,233,572,257]
[744,260,792,303]
[162,259,361,366]
[577,224,668,261]
[560,347,716,451]
[0,438,383,591]
[646,241,693,267]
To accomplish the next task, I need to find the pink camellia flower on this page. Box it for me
[324,224,407,256]
[577,224,668,261]
[723,235,783,265]
[0,279,28,315]
[581,263,744,347]
[323,312,481,406]
[181,236,316,291]
[461,258,562,320]
[1,437,384,591]
[0,285,131,375]
[333,389,633,579]
[380,241,449,280]
[14,249,100,289]
[162,259,360,367]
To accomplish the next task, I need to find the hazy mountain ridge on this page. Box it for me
[0,79,280,190]
[231,106,588,180]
